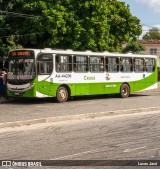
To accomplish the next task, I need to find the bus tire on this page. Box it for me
[56,86,68,103]
[120,84,130,98]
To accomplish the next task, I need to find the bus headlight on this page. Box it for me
[30,83,35,88]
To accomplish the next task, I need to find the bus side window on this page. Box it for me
[106,57,119,72]
[120,58,132,72]
[37,54,53,75]
[56,55,72,72]
[73,55,88,72]
[145,58,155,72]
[90,56,104,72]
[134,58,144,72]
[39,62,44,74]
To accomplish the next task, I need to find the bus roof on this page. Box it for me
[9,48,158,58]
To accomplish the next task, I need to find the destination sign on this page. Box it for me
[9,50,34,57]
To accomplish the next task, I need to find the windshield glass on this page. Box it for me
[8,58,35,80]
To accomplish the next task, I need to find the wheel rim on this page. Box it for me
[122,87,128,96]
[58,88,67,100]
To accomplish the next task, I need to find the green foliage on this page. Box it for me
[0,0,142,57]
[143,27,160,40]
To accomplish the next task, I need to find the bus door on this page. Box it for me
[37,54,53,96]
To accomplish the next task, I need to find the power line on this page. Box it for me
[140,23,160,32]
[0,32,44,38]
[0,10,43,19]
[142,29,160,31]
[141,23,160,28]
[141,24,155,28]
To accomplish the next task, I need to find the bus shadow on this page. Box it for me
[3,93,150,104]
[71,93,149,102]
[129,93,150,97]
[3,97,57,105]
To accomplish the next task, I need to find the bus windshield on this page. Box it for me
[8,58,35,80]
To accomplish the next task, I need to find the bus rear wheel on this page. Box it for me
[56,86,68,103]
[120,84,130,98]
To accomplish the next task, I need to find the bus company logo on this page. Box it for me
[84,76,95,80]
[106,74,110,80]
[2,161,11,166]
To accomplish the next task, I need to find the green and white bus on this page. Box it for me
[6,48,158,102]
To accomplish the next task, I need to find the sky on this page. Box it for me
[119,0,160,39]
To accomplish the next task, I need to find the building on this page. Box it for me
[139,40,160,67]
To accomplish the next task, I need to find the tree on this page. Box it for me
[122,41,145,54]
[106,1,142,52]
[0,0,142,56]
[143,27,160,40]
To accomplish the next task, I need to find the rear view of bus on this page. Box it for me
[7,50,36,98]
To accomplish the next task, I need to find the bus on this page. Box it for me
[6,48,158,102]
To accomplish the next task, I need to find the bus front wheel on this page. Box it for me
[56,86,68,103]
[120,84,130,98]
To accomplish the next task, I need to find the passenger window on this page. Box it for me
[56,55,72,72]
[106,57,119,72]
[73,55,88,72]
[145,58,155,72]
[120,58,133,72]
[134,58,144,72]
[90,56,104,72]
[37,54,53,75]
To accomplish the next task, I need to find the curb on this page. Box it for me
[0,107,160,129]
[135,89,160,93]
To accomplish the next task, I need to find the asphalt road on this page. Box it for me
[0,110,160,169]
[0,91,160,124]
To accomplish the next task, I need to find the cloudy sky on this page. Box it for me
[120,0,160,38]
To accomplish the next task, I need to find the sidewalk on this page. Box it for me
[0,106,160,129]
[0,82,160,129]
